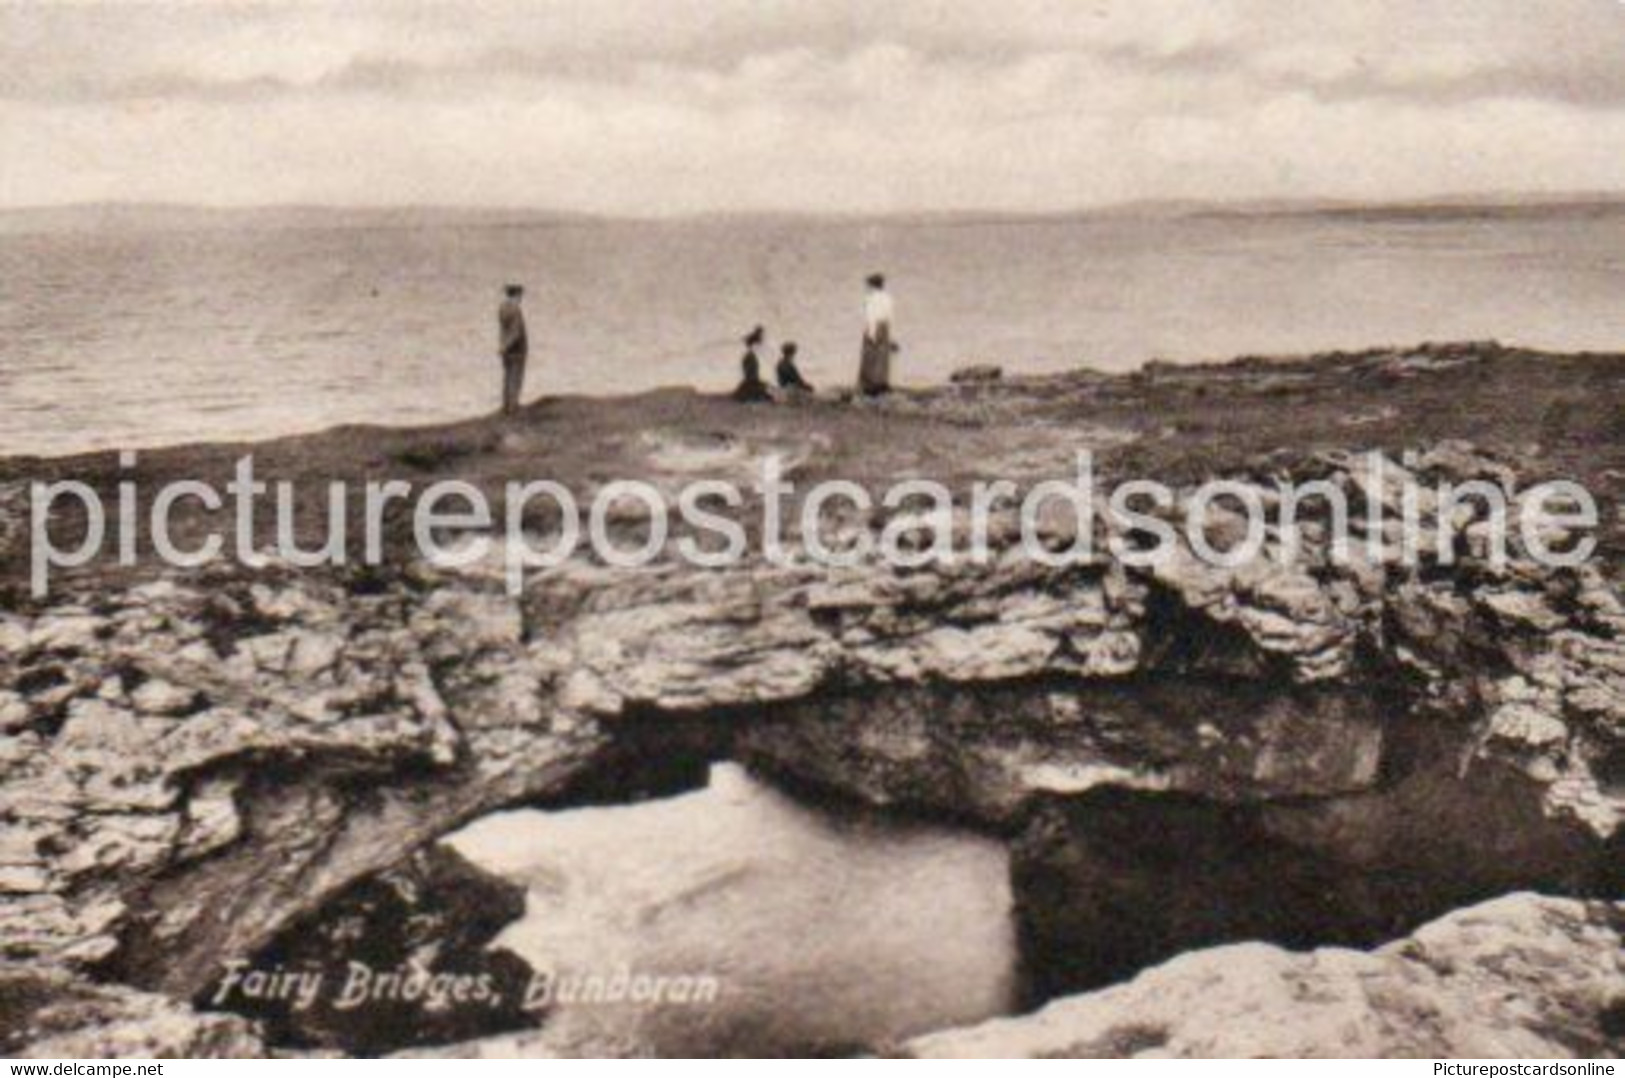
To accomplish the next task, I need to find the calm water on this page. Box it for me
[448,763,1016,1056]
[2,206,1623,457]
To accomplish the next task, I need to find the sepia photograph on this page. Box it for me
[0,0,1621,1064]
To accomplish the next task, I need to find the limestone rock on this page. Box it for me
[950,364,1004,384]
[0,964,266,1058]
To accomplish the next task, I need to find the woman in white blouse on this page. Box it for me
[857,272,896,397]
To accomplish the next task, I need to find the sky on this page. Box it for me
[2,0,1624,214]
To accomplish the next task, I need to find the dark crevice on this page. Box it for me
[1011,729,1609,1006]
[194,845,539,1055]
[530,708,732,810]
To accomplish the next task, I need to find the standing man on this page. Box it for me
[858,272,895,397]
[498,283,528,415]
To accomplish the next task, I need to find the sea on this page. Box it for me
[2,203,1622,458]
[449,763,1015,1056]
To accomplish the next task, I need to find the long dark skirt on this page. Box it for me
[858,327,893,396]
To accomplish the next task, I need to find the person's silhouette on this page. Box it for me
[776,341,814,394]
[497,284,528,414]
[732,325,772,403]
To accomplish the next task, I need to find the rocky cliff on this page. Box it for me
[0,342,1619,1056]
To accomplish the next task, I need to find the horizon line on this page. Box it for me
[4,189,1625,224]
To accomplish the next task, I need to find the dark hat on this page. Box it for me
[504,283,524,297]
[744,325,765,346]
[866,273,886,288]
[781,341,799,356]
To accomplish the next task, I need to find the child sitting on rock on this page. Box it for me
[776,341,814,396]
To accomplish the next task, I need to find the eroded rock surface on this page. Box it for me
[0,963,265,1058]
[0,568,605,1000]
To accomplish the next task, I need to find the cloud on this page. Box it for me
[9,0,1623,107]
[1,0,1622,211]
